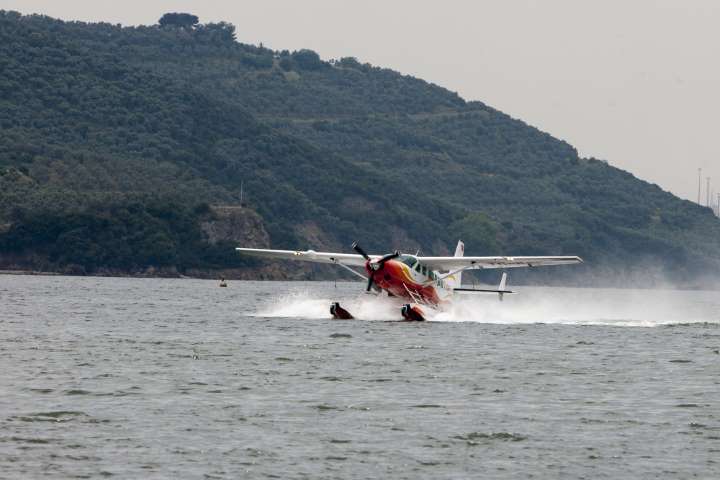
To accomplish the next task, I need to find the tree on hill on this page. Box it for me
[196,22,237,43]
[291,49,324,70]
[159,13,199,29]
[338,57,362,69]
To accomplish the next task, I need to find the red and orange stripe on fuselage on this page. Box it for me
[364,259,448,306]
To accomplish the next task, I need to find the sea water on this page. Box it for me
[1,276,718,479]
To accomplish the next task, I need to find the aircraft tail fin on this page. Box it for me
[454,240,465,258]
[445,240,465,289]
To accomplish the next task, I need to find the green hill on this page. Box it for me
[1,11,718,284]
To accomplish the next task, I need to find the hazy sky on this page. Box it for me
[3,0,719,205]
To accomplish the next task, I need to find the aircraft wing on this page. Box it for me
[418,255,583,271]
[236,248,373,266]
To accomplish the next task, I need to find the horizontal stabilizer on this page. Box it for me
[455,272,512,301]
[453,288,514,294]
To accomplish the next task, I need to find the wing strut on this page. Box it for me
[331,259,368,281]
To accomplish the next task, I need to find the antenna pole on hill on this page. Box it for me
[697,168,702,204]
[707,177,711,207]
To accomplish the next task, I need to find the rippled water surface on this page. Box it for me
[1,275,719,479]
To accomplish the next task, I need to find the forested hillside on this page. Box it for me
[1,11,718,283]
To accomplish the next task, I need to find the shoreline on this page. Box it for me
[0,269,189,279]
[0,269,63,276]
[1,270,717,291]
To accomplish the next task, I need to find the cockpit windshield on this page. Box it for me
[398,255,418,268]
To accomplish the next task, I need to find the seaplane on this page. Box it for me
[236,241,582,322]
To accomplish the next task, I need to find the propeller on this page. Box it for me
[352,242,400,292]
[352,241,370,261]
[378,251,400,264]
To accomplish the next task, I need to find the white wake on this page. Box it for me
[253,290,401,321]
[251,286,719,327]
